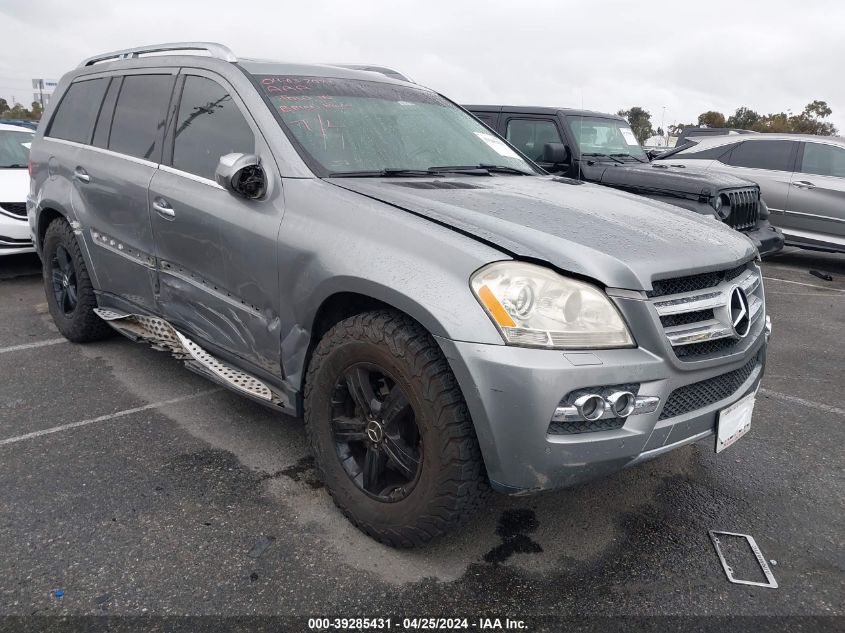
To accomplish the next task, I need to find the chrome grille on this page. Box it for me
[724,188,759,231]
[659,353,760,420]
[0,202,27,218]
[649,262,764,361]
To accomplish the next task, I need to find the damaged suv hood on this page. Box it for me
[589,162,757,197]
[328,176,756,291]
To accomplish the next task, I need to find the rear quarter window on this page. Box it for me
[47,78,110,144]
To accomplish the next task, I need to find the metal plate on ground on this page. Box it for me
[709,530,778,588]
[716,391,755,453]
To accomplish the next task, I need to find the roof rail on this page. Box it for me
[329,64,414,83]
[79,42,237,68]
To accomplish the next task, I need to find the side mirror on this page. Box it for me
[542,142,570,165]
[215,153,267,200]
[646,148,665,160]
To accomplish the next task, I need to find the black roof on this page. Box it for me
[464,105,626,121]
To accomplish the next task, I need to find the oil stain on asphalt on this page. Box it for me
[483,509,543,564]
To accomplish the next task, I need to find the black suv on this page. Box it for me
[466,106,783,257]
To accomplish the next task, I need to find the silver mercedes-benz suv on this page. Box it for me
[28,43,770,547]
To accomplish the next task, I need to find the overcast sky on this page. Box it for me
[1,0,843,133]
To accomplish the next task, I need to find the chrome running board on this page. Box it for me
[94,309,279,405]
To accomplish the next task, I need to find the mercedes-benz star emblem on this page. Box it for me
[729,286,750,338]
[366,420,384,443]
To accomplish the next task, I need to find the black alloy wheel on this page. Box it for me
[330,363,422,501]
[50,244,78,315]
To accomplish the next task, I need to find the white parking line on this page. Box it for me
[0,338,68,354]
[763,277,845,292]
[0,389,220,447]
[759,388,845,417]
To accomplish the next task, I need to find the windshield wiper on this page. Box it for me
[0,164,27,169]
[327,168,443,178]
[581,153,625,165]
[610,153,647,163]
[428,164,532,175]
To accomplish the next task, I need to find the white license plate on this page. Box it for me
[716,392,755,453]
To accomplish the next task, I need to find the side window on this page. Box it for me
[506,119,563,161]
[47,78,110,144]
[680,142,738,161]
[92,77,122,149]
[171,75,255,181]
[800,143,845,178]
[109,74,174,161]
[726,140,795,171]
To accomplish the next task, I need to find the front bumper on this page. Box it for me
[0,208,35,256]
[437,330,767,494]
[743,220,784,258]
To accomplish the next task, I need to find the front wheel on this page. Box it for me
[304,310,489,547]
[42,219,111,342]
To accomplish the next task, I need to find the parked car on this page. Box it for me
[466,106,783,257]
[0,122,36,256]
[674,126,756,147]
[656,134,845,253]
[30,42,770,547]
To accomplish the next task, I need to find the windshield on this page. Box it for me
[0,130,33,168]
[255,75,539,176]
[567,116,647,161]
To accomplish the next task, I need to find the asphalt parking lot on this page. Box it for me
[0,248,843,624]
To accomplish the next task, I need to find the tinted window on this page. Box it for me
[800,142,845,178]
[47,78,109,144]
[172,76,255,180]
[109,74,173,161]
[727,140,795,171]
[92,77,121,149]
[680,141,738,161]
[506,119,563,161]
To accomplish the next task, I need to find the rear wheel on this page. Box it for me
[42,219,111,342]
[304,310,489,547]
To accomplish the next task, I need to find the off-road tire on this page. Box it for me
[42,218,111,342]
[304,310,489,547]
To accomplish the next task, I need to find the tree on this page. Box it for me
[725,106,760,130]
[0,98,9,115]
[697,111,726,128]
[616,107,654,145]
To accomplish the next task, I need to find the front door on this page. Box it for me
[720,139,799,224]
[785,141,845,250]
[503,116,569,173]
[149,70,284,376]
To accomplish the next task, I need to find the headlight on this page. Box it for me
[713,193,731,220]
[470,262,635,349]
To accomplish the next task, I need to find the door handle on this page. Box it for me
[792,180,816,189]
[152,197,175,219]
[74,167,90,184]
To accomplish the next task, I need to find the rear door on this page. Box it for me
[67,70,176,312]
[148,69,284,374]
[721,139,799,220]
[785,141,845,250]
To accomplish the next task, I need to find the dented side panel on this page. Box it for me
[148,166,285,377]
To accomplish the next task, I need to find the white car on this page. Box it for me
[0,123,36,256]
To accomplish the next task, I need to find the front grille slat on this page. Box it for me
[0,202,27,218]
[660,354,760,420]
[724,188,759,231]
[649,261,763,361]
